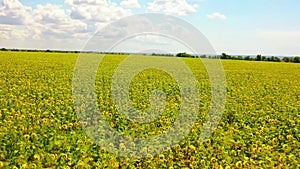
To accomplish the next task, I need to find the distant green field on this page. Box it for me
[0,51,299,168]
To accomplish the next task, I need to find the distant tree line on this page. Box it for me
[218,53,300,63]
[0,48,133,55]
[1,48,299,63]
[173,52,300,63]
[151,53,174,57]
[176,52,194,58]
[0,48,81,53]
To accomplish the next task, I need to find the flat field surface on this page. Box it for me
[0,52,299,168]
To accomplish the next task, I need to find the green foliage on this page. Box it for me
[256,54,262,61]
[244,56,251,60]
[219,53,299,63]
[221,53,231,59]
[176,52,194,58]
[294,56,300,63]
[0,52,299,168]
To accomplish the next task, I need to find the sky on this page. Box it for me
[0,0,300,56]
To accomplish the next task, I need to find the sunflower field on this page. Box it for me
[0,51,299,168]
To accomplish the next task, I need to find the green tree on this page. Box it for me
[244,56,250,60]
[237,56,244,60]
[282,57,291,62]
[256,54,262,61]
[221,53,231,59]
[176,53,193,58]
[294,56,300,63]
[274,57,281,62]
[270,56,275,62]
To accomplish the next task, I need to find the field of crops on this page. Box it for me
[0,51,299,168]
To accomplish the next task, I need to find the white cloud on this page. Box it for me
[121,0,141,8]
[147,0,198,16]
[0,0,32,25]
[0,24,29,39]
[67,0,132,23]
[207,12,226,20]
[65,0,108,6]
[0,0,34,40]
[32,3,88,39]
[0,0,138,50]
[0,0,134,43]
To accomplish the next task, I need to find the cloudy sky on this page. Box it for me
[0,0,300,56]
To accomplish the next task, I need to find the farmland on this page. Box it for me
[0,51,299,168]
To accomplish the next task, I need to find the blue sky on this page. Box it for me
[1,0,300,56]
